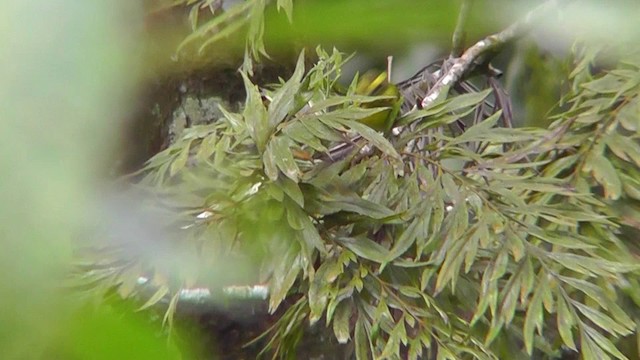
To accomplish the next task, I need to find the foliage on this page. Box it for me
[158,0,293,73]
[81,43,640,359]
[78,1,640,359]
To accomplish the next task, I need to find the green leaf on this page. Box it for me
[449,111,502,146]
[271,136,301,182]
[162,292,180,329]
[196,133,217,161]
[310,186,396,219]
[524,274,545,355]
[138,285,169,311]
[617,97,639,131]
[263,141,279,181]
[500,274,521,326]
[556,295,577,351]
[333,301,352,344]
[268,51,305,128]
[279,176,304,207]
[276,0,294,22]
[308,261,333,324]
[265,181,284,202]
[572,301,632,336]
[385,216,420,263]
[241,72,269,152]
[337,236,388,264]
[441,88,492,113]
[528,228,597,250]
[301,117,344,142]
[559,276,610,310]
[327,117,401,160]
[283,122,327,152]
[584,325,628,360]
[269,250,302,313]
[355,316,370,360]
[581,329,611,360]
[582,74,626,94]
[605,133,640,167]
[176,0,252,54]
[198,18,247,54]
[299,212,326,253]
[169,141,192,176]
[583,153,622,200]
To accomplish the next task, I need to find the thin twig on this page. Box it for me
[420,0,567,109]
[450,0,473,58]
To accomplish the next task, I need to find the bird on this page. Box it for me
[353,70,403,133]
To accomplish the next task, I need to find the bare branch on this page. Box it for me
[450,0,473,58]
[420,0,567,109]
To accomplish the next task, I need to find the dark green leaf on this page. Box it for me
[271,136,301,182]
[337,236,388,264]
[268,51,305,128]
[333,301,352,344]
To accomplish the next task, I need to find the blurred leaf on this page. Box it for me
[138,285,169,311]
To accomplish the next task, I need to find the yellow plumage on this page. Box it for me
[354,70,402,133]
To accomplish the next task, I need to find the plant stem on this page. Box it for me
[450,0,473,58]
[420,0,568,110]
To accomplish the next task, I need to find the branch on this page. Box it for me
[450,0,473,58]
[420,0,567,109]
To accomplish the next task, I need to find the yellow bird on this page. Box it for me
[353,70,403,133]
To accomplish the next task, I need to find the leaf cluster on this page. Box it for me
[79,41,640,360]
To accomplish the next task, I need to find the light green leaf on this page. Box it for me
[241,72,269,152]
[557,295,577,351]
[177,0,252,54]
[276,0,294,22]
[617,97,639,131]
[138,285,169,311]
[572,301,633,336]
[584,325,628,360]
[582,74,626,94]
[605,133,640,167]
[196,133,217,161]
[524,275,545,355]
[583,153,622,200]
[169,140,192,176]
[441,88,492,113]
